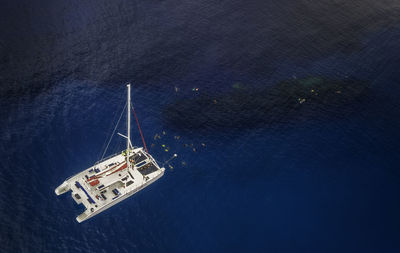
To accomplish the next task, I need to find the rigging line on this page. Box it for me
[97,96,126,161]
[100,102,127,160]
[131,103,149,153]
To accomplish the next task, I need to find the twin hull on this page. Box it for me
[55,149,165,223]
[76,169,164,223]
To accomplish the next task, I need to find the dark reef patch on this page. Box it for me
[1,0,400,97]
[163,77,369,131]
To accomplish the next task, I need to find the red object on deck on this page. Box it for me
[88,175,97,181]
[90,179,100,186]
[109,163,128,175]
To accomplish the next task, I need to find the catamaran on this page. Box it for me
[55,84,165,223]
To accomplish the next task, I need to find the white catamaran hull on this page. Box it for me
[55,84,166,222]
[78,169,164,222]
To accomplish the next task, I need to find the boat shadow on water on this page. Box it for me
[162,76,370,132]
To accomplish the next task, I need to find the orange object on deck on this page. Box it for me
[90,179,100,186]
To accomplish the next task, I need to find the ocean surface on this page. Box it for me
[1,0,400,252]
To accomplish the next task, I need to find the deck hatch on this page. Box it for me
[138,164,158,175]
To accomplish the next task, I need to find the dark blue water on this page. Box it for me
[1,1,400,252]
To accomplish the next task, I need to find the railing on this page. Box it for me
[94,152,120,165]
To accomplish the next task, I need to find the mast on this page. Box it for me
[127,83,131,168]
